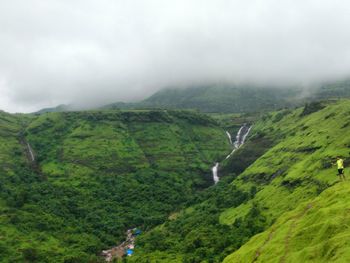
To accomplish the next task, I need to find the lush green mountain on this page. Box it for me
[0,109,231,262]
[4,98,350,262]
[126,99,350,262]
[103,85,301,113]
[103,80,350,114]
[38,80,350,115]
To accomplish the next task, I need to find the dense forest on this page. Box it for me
[2,97,350,262]
[0,110,231,262]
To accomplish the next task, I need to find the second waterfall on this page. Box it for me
[212,124,252,184]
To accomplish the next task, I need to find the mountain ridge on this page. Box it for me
[34,79,350,115]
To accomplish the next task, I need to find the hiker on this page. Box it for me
[335,156,346,181]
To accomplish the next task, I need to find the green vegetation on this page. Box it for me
[3,97,350,262]
[102,85,301,113]
[220,99,350,262]
[128,99,350,262]
[0,110,231,262]
[311,79,350,100]
[37,79,350,115]
[101,80,350,114]
[224,182,350,263]
[127,178,266,263]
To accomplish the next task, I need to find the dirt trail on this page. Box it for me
[252,203,313,263]
[279,203,313,263]
[252,227,277,262]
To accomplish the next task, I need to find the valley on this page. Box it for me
[126,99,350,262]
[1,97,350,262]
[2,2,350,262]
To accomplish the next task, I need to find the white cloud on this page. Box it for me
[1,0,350,112]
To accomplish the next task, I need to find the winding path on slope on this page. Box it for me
[279,203,313,263]
[251,202,313,263]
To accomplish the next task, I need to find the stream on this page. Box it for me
[212,124,252,184]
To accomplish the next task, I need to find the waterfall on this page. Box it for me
[212,124,252,183]
[241,126,252,145]
[233,126,244,149]
[226,131,232,145]
[212,163,219,184]
[27,142,35,162]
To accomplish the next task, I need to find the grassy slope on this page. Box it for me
[221,99,350,262]
[0,110,231,262]
[221,100,349,225]
[128,99,350,262]
[27,110,230,187]
[224,182,350,263]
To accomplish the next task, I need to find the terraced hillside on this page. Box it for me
[128,99,350,262]
[0,110,231,262]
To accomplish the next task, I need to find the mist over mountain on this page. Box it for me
[1,0,350,112]
[2,1,350,262]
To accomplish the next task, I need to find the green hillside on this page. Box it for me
[223,182,350,263]
[0,110,231,262]
[127,99,350,262]
[3,99,350,262]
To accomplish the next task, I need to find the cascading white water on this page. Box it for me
[27,142,35,162]
[226,131,232,145]
[226,124,252,159]
[241,126,252,145]
[233,126,244,149]
[212,162,220,184]
[212,124,252,183]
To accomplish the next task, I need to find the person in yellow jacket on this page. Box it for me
[335,156,346,181]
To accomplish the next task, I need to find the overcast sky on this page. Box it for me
[1,0,350,112]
